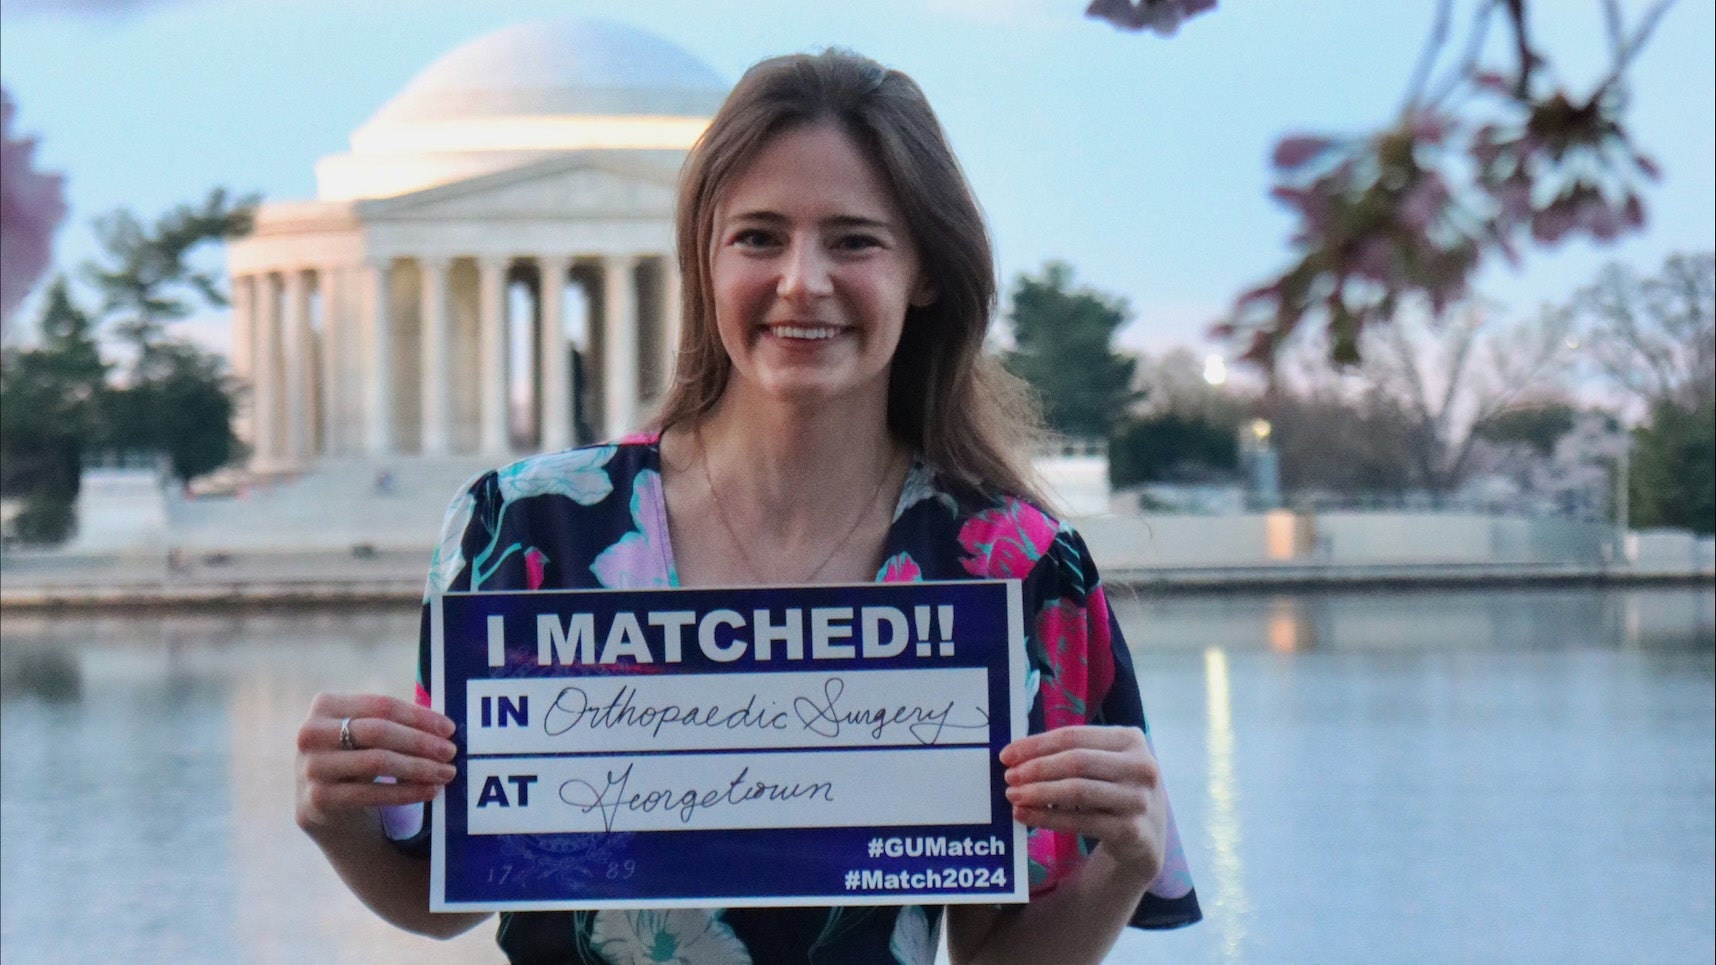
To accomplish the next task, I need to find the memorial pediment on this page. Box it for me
[361,156,677,222]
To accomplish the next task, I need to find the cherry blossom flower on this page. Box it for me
[1085,0,1215,36]
[1217,0,1670,369]
[0,88,67,335]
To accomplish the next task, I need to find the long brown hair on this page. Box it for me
[653,49,1047,504]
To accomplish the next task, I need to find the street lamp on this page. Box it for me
[1614,430,1631,565]
[1242,418,1280,510]
[1203,354,1228,386]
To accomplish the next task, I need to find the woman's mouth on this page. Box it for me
[766,324,843,341]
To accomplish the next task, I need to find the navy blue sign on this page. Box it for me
[430,580,1027,911]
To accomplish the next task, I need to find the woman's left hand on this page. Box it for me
[1000,725,1168,883]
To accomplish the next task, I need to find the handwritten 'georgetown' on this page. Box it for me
[559,762,835,832]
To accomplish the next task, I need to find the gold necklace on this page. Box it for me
[694,426,899,585]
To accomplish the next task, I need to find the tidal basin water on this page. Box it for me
[2,586,1711,964]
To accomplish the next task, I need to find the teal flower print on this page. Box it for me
[424,490,475,601]
[590,909,750,964]
[888,905,936,964]
[497,445,616,505]
[591,469,674,588]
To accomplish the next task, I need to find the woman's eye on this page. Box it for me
[732,229,778,249]
[834,234,883,252]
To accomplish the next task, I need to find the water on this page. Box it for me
[2,587,1711,964]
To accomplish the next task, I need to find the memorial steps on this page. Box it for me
[167,456,498,553]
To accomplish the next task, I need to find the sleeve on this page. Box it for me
[1023,523,1202,930]
[384,471,501,854]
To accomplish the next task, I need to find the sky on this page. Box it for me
[1,0,1712,361]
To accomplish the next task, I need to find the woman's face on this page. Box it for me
[708,122,931,414]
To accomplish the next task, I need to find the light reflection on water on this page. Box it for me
[1,587,1711,964]
[1200,647,1247,961]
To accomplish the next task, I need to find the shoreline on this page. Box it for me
[3,563,1709,613]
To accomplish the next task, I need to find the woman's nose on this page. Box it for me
[778,240,834,301]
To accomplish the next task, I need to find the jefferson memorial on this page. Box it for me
[226,20,725,472]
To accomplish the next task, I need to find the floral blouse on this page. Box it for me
[397,435,1200,964]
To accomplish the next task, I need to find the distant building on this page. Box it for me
[226,20,726,471]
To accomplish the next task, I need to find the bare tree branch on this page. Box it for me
[1403,0,1457,114]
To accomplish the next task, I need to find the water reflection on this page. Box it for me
[0,610,500,964]
[1109,585,1715,656]
[1202,647,1248,959]
[0,646,81,701]
[2,587,1711,963]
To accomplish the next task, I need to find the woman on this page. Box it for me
[296,49,1200,963]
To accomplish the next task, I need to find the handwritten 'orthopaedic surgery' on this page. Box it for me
[537,675,988,747]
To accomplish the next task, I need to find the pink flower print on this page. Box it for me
[877,552,923,582]
[1086,587,1116,706]
[1026,826,1082,896]
[957,499,1058,578]
[414,680,431,708]
[524,548,548,590]
[1035,590,1115,729]
[616,430,660,446]
[1036,599,1090,730]
[591,470,674,588]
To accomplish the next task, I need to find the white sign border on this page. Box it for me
[429,579,1028,911]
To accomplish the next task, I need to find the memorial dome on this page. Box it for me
[365,19,727,129]
[317,19,728,200]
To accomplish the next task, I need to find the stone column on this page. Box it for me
[317,267,342,456]
[282,269,312,465]
[538,255,573,452]
[603,254,639,440]
[661,255,683,397]
[231,275,255,448]
[419,256,452,456]
[253,273,281,469]
[363,259,395,456]
[477,257,509,457]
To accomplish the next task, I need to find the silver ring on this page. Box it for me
[338,716,359,751]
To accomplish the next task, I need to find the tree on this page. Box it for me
[0,278,108,542]
[1574,252,1715,414]
[1086,1,1676,369]
[1109,414,1238,487]
[0,191,254,543]
[100,341,242,483]
[1628,398,1714,534]
[1262,302,1574,502]
[1473,401,1578,458]
[1271,390,1426,500]
[83,187,256,365]
[78,190,255,484]
[1356,303,1574,500]
[1004,262,1138,439]
[1570,252,1716,533]
[1110,347,1248,487]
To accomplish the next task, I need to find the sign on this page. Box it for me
[429,580,1028,911]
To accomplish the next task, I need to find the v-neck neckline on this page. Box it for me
[640,436,927,589]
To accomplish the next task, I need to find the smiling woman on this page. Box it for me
[293,48,1200,965]
[706,123,932,412]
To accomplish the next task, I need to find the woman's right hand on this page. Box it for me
[294,692,459,839]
